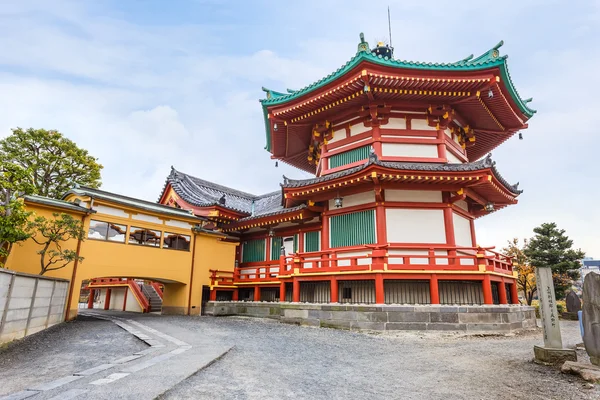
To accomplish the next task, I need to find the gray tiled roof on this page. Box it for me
[165,168,286,217]
[64,186,204,221]
[24,195,96,214]
[282,154,522,195]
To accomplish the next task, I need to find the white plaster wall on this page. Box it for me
[445,128,452,138]
[132,213,163,224]
[453,213,473,247]
[0,271,68,343]
[382,143,438,158]
[125,290,143,312]
[335,251,372,266]
[385,190,442,203]
[457,249,476,265]
[383,118,406,130]
[328,191,375,210]
[164,219,193,229]
[328,129,347,144]
[410,119,436,131]
[455,200,469,212]
[350,124,371,136]
[110,288,125,311]
[326,137,371,154]
[382,135,434,140]
[446,151,463,164]
[94,204,129,218]
[387,249,448,265]
[386,209,446,244]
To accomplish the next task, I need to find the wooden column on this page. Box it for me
[437,129,447,161]
[482,275,493,305]
[280,281,286,303]
[292,278,300,302]
[510,282,519,304]
[498,279,508,305]
[443,199,456,265]
[430,274,440,304]
[372,126,382,157]
[375,204,387,245]
[254,286,261,302]
[298,232,305,253]
[469,218,477,247]
[122,288,128,311]
[330,277,338,303]
[104,288,111,310]
[321,214,329,250]
[209,288,217,301]
[375,274,384,304]
[232,289,239,301]
[87,289,94,309]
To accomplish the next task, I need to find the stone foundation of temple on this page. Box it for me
[205,302,537,332]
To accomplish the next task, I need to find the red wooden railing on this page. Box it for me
[88,278,151,312]
[210,245,513,285]
[150,282,164,299]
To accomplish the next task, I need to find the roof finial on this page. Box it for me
[357,32,370,53]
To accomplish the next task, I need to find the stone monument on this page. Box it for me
[583,272,600,366]
[562,291,582,320]
[533,266,577,365]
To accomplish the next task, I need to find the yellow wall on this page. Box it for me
[6,198,237,320]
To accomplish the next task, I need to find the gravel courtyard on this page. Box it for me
[161,317,597,400]
[0,313,597,400]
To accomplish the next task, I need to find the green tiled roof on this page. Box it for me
[261,36,535,152]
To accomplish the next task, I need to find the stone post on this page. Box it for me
[533,266,577,365]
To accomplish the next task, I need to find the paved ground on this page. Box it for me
[0,311,598,400]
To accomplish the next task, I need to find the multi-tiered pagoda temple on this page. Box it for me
[159,34,535,309]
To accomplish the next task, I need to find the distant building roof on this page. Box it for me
[24,195,96,214]
[583,259,600,268]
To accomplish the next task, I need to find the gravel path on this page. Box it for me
[0,315,147,396]
[160,317,598,400]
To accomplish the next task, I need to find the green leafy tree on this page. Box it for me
[524,222,585,300]
[0,163,35,266]
[27,213,86,275]
[503,238,536,305]
[0,128,103,199]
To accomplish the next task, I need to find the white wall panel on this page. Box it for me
[410,119,436,130]
[328,191,375,210]
[383,118,406,130]
[385,190,442,203]
[386,209,446,244]
[446,151,463,164]
[453,213,473,247]
[132,213,163,224]
[94,205,129,218]
[382,143,438,158]
[350,124,371,136]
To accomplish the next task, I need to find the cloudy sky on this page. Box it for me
[0,0,598,257]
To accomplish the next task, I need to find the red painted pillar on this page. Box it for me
[498,279,508,305]
[330,277,338,303]
[321,213,329,251]
[292,278,300,302]
[375,274,384,304]
[443,200,457,265]
[209,288,217,301]
[122,288,128,311]
[104,288,111,310]
[254,286,261,302]
[482,275,493,305]
[510,282,519,304]
[469,218,477,247]
[280,281,286,302]
[437,129,447,161]
[232,289,239,301]
[372,126,382,157]
[87,289,94,309]
[430,274,440,304]
[375,204,387,246]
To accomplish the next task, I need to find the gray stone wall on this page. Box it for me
[0,269,69,343]
[206,301,537,333]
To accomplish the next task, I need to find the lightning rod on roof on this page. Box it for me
[388,6,393,49]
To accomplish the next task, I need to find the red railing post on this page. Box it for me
[209,288,217,301]
[254,286,261,301]
[371,249,386,271]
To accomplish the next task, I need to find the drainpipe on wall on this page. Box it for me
[187,229,199,315]
[64,211,89,321]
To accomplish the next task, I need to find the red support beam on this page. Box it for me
[280,281,286,302]
[254,286,261,302]
[510,282,519,304]
[437,129,447,161]
[87,289,94,309]
[430,274,440,304]
[498,279,508,305]
[330,277,338,303]
[482,275,493,305]
[292,278,300,302]
[104,288,111,310]
[122,287,128,311]
[375,274,384,304]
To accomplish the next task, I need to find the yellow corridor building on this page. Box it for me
[5,186,237,320]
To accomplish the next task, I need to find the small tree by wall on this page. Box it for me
[28,213,86,275]
[503,238,536,305]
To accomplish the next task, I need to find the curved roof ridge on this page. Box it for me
[170,167,257,199]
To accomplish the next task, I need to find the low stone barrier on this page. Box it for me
[0,269,69,343]
[205,301,537,332]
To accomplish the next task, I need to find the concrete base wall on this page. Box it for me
[0,269,69,343]
[205,302,537,333]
